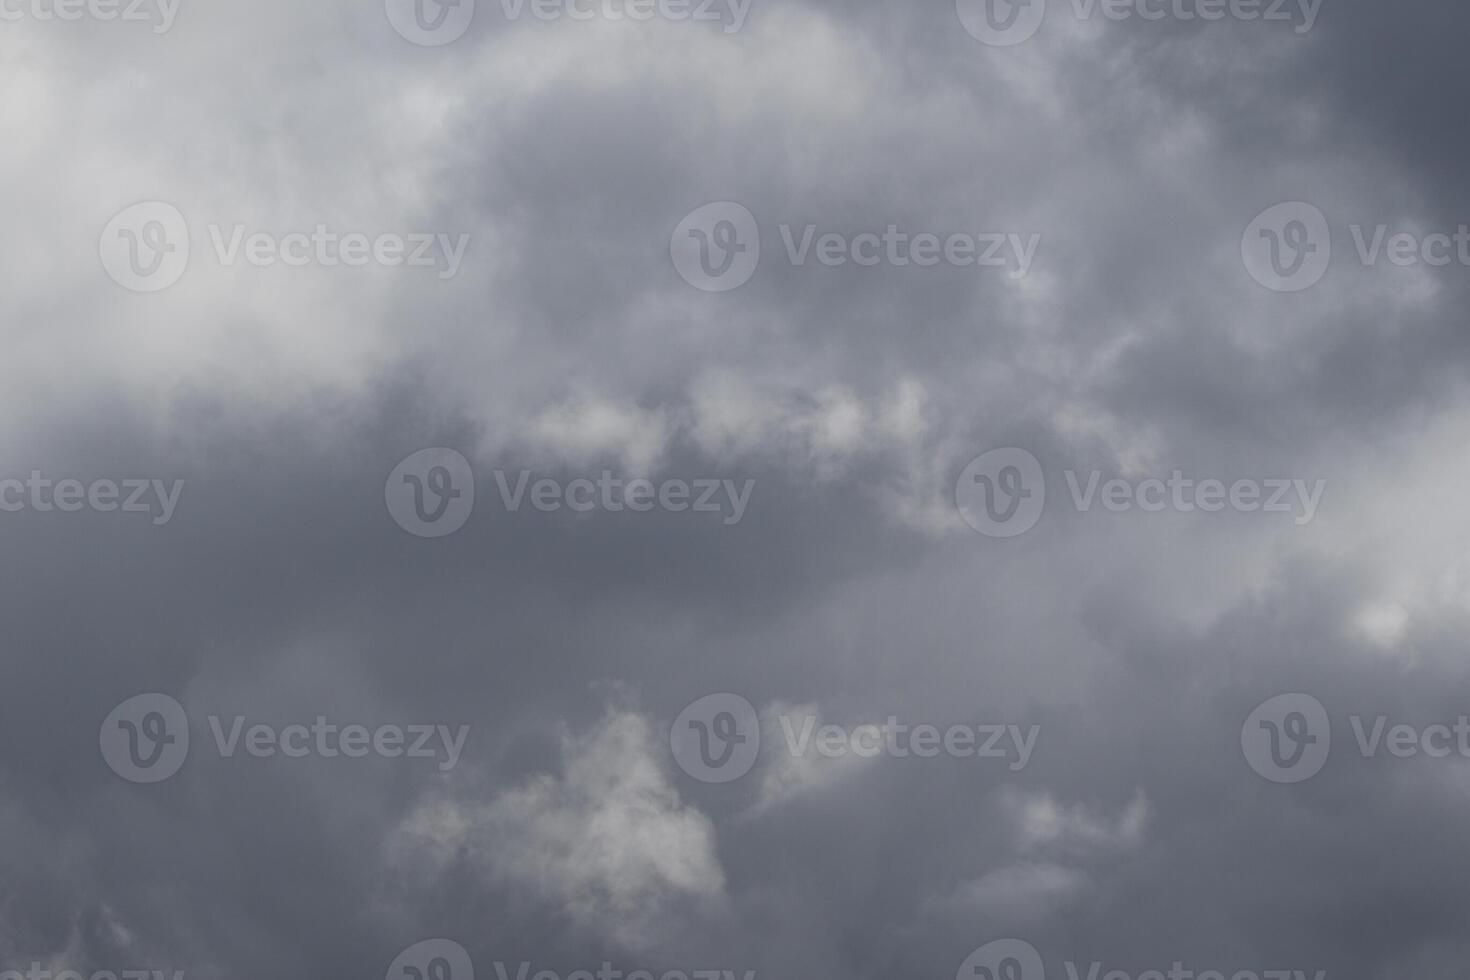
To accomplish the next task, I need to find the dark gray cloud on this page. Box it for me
[2,2,1469,980]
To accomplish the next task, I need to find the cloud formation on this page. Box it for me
[4,1,1470,979]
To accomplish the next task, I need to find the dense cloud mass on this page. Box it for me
[3,1,1470,979]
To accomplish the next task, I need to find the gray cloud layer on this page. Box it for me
[2,1,1469,979]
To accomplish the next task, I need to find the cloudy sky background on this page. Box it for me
[3,0,1470,978]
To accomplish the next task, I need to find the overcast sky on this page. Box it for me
[3,1,1470,979]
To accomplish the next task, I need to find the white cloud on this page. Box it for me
[1002,787,1150,853]
[932,863,1090,924]
[753,702,875,809]
[394,708,727,951]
